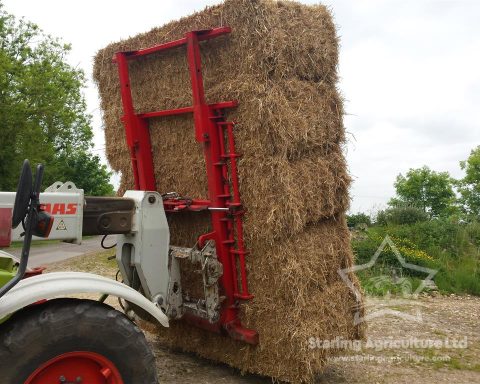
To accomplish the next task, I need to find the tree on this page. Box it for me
[457,146,480,217]
[390,166,456,217]
[0,3,113,195]
[50,152,115,196]
[347,212,371,228]
[376,206,429,226]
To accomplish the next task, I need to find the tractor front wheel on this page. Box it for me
[0,298,158,384]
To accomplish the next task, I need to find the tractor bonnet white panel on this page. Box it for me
[0,182,84,244]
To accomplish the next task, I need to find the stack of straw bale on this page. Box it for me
[94,1,364,382]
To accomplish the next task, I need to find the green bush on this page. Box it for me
[358,270,423,297]
[347,212,371,228]
[352,231,435,272]
[375,221,454,253]
[376,206,429,226]
[352,220,480,296]
[434,256,480,294]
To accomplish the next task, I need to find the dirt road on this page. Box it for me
[48,252,480,384]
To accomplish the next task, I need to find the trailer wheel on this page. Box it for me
[0,298,158,384]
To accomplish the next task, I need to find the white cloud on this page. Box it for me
[332,0,480,212]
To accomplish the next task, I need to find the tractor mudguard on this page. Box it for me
[0,272,169,327]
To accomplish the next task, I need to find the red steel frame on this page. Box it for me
[114,27,258,344]
[25,351,124,384]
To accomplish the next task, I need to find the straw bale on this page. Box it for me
[94,1,364,382]
[157,219,364,383]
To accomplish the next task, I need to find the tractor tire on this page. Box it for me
[0,298,158,384]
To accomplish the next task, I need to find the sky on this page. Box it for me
[3,0,479,214]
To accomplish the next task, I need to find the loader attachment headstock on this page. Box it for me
[114,27,258,345]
